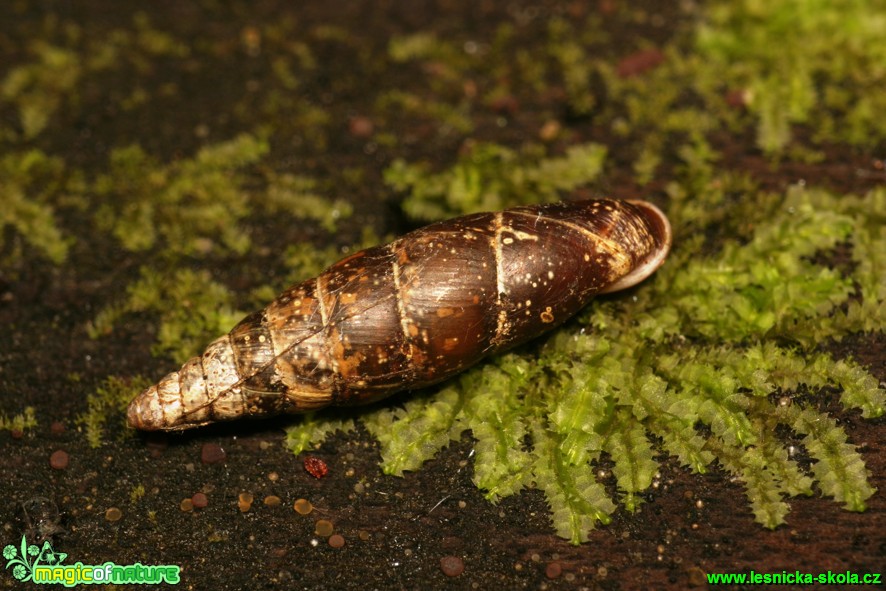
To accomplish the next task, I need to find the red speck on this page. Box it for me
[488,95,519,116]
[201,442,226,464]
[49,449,69,470]
[348,115,374,138]
[440,555,465,577]
[191,492,209,509]
[616,48,665,78]
[304,456,328,479]
[545,561,563,579]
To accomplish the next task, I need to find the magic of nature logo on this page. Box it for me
[4,536,180,587]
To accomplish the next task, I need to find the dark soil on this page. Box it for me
[1,1,883,590]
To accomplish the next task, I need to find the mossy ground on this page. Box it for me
[1,1,883,589]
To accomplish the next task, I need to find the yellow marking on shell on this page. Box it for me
[443,337,459,351]
[313,275,341,379]
[391,244,421,369]
[203,336,246,420]
[491,212,509,345]
[329,327,365,378]
[376,346,389,364]
[509,209,627,259]
[540,307,555,323]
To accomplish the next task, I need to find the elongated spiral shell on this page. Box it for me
[128,198,671,431]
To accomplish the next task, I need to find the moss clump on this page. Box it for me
[130,484,146,504]
[0,407,37,434]
[284,414,356,456]
[1,42,82,139]
[0,150,74,265]
[92,135,269,257]
[88,266,243,364]
[696,0,886,152]
[263,172,353,234]
[76,375,153,448]
[384,141,607,220]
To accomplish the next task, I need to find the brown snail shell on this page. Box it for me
[128,198,671,431]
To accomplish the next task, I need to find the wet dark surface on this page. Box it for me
[1,1,884,590]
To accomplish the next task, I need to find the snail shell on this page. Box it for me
[128,198,671,431]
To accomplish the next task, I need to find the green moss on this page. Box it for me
[92,134,269,257]
[284,413,356,456]
[130,484,146,504]
[0,13,192,141]
[384,141,607,220]
[459,359,534,501]
[375,90,474,139]
[362,386,465,476]
[0,407,37,433]
[532,424,615,544]
[76,375,153,448]
[546,17,600,116]
[388,32,449,63]
[696,0,886,152]
[89,266,243,363]
[0,150,72,265]
[262,172,353,233]
[1,42,82,139]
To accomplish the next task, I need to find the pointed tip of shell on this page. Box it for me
[127,384,165,431]
[597,199,672,294]
[128,373,207,432]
